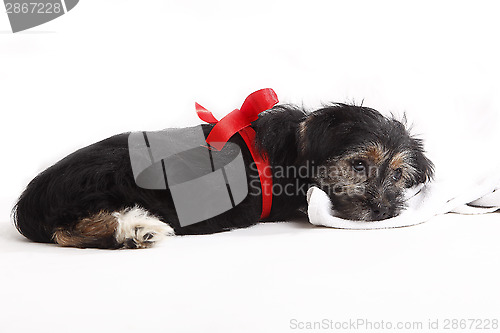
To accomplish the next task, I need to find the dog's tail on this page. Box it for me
[12,172,58,244]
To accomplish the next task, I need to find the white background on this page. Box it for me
[1,1,499,332]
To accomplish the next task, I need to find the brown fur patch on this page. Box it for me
[53,211,118,248]
[362,144,387,165]
[389,151,409,170]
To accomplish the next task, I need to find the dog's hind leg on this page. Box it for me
[52,206,175,249]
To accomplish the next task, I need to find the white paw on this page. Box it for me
[113,206,175,249]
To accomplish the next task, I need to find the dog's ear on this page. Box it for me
[253,105,308,166]
[407,137,434,187]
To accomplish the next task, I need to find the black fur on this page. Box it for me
[13,103,433,246]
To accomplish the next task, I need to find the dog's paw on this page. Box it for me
[113,206,175,249]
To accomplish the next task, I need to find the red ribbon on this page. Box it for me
[196,88,278,219]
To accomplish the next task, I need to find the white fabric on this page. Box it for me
[307,170,500,229]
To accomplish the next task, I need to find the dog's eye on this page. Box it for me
[352,160,366,173]
[393,168,403,181]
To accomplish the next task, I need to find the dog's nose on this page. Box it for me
[371,204,390,220]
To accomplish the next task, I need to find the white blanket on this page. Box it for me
[307,168,500,229]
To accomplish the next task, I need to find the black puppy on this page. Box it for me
[13,103,433,249]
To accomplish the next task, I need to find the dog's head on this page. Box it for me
[297,104,434,221]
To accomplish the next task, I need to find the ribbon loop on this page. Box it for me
[239,88,279,122]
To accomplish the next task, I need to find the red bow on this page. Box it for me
[196,88,279,219]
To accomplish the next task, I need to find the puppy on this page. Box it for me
[13,103,433,249]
